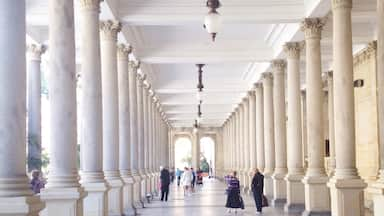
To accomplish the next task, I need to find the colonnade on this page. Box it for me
[222,0,382,215]
[0,0,170,216]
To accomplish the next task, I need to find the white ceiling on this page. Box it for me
[26,0,377,128]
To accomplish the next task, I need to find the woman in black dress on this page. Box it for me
[225,171,243,213]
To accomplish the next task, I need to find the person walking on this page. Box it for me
[181,167,193,196]
[176,168,182,187]
[160,166,171,201]
[251,168,264,214]
[30,170,45,194]
[191,167,196,191]
[225,171,243,213]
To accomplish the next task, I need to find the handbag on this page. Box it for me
[262,195,269,207]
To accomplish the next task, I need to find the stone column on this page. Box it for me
[301,90,308,169]
[136,73,146,203]
[371,1,384,214]
[271,59,288,206]
[234,109,239,172]
[262,72,275,200]
[239,103,245,186]
[128,61,142,206]
[328,1,367,215]
[40,0,85,215]
[26,44,46,172]
[243,98,250,191]
[283,42,305,213]
[255,83,265,172]
[324,71,336,176]
[78,1,109,215]
[0,1,44,215]
[117,44,136,216]
[152,98,159,194]
[144,84,152,195]
[248,91,257,182]
[300,18,330,215]
[100,20,123,216]
[149,93,156,194]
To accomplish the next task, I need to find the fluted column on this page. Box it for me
[262,72,275,199]
[40,0,84,215]
[149,94,156,194]
[235,109,240,172]
[78,1,108,215]
[324,71,336,176]
[271,59,288,206]
[136,73,146,203]
[117,44,136,216]
[100,20,123,215]
[301,18,330,215]
[27,44,46,172]
[144,84,152,195]
[370,1,384,214]
[301,90,308,169]
[328,1,367,215]
[284,42,305,213]
[239,103,245,186]
[243,98,250,191]
[249,91,257,176]
[0,1,43,214]
[255,83,265,172]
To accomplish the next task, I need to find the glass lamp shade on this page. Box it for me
[204,12,222,34]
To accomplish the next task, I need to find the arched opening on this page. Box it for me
[174,137,192,170]
[200,136,215,177]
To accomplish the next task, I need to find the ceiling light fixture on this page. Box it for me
[203,0,222,42]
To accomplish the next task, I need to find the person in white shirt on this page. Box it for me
[181,167,193,196]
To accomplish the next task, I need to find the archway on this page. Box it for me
[174,137,192,170]
[200,136,215,177]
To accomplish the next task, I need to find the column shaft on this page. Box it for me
[0,1,43,214]
[255,84,265,172]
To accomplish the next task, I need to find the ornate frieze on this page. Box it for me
[100,20,121,41]
[300,18,325,39]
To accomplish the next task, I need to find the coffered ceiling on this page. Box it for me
[26,0,377,128]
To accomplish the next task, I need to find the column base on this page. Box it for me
[133,175,144,209]
[40,187,86,216]
[272,172,287,206]
[0,195,44,216]
[264,173,274,200]
[106,178,124,216]
[302,175,330,214]
[81,182,109,216]
[285,173,305,213]
[121,174,136,216]
[368,181,384,216]
[328,177,367,216]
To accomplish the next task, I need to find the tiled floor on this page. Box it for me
[138,178,300,216]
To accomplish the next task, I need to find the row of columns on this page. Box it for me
[222,0,368,215]
[0,0,171,216]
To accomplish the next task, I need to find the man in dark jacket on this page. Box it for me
[251,168,264,214]
[160,167,171,201]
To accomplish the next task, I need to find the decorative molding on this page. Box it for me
[117,44,132,60]
[300,18,325,39]
[27,44,46,60]
[284,42,302,59]
[331,0,352,10]
[99,20,121,41]
[353,41,377,66]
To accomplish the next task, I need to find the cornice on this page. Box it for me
[353,41,377,66]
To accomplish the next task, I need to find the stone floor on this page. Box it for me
[138,178,300,216]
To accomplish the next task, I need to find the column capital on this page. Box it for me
[100,20,121,41]
[78,0,102,11]
[262,72,273,84]
[284,42,303,59]
[27,44,46,60]
[254,82,263,89]
[247,90,255,97]
[117,44,132,60]
[271,59,286,74]
[300,18,325,39]
[128,60,140,71]
[331,0,352,10]
[323,70,333,80]
[137,73,146,82]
